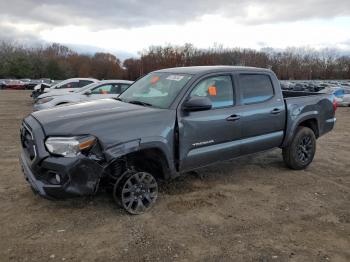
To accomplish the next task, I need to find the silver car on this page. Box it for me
[34,80,133,110]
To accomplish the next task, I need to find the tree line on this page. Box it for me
[1,42,349,80]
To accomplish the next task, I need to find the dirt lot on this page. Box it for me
[0,90,349,262]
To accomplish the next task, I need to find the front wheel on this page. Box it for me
[282,126,316,170]
[116,171,158,215]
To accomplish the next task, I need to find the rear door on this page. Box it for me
[178,74,242,172]
[235,73,285,155]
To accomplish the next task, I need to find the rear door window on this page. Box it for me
[239,74,274,104]
[79,80,94,87]
[58,81,79,89]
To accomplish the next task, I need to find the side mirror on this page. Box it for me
[183,96,212,111]
[85,90,92,96]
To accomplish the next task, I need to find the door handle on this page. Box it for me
[226,114,241,121]
[270,108,282,114]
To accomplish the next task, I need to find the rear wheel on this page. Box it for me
[283,126,316,170]
[116,171,158,215]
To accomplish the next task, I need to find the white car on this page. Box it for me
[340,93,350,107]
[325,87,350,107]
[34,80,133,110]
[35,78,99,96]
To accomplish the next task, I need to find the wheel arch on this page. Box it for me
[282,115,320,147]
[298,118,319,138]
[124,148,171,180]
[104,140,175,180]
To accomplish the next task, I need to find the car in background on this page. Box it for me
[25,79,53,90]
[34,80,133,110]
[319,87,350,107]
[332,88,350,106]
[43,78,98,93]
[32,78,98,99]
[3,79,27,90]
[0,80,6,89]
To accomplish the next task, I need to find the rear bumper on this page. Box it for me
[322,117,336,136]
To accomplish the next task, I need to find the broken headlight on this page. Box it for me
[45,136,96,157]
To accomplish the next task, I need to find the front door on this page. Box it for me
[178,74,241,172]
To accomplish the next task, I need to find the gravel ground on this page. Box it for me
[0,90,349,262]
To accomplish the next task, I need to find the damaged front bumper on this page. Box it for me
[20,151,105,199]
[19,115,105,199]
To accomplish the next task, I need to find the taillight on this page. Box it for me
[333,98,337,112]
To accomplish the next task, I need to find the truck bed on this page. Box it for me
[282,90,323,98]
[281,90,335,147]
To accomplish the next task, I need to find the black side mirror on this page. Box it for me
[85,90,92,96]
[183,96,212,111]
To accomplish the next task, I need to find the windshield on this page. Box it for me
[118,73,192,108]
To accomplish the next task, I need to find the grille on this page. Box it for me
[21,123,36,161]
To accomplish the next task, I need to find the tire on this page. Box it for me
[282,126,316,170]
[116,171,158,215]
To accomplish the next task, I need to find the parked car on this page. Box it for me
[31,83,52,99]
[3,79,27,90]
[0,80,6,89]
[25,79,53,90]
[323,87,350,107]
[19,66,336,214]
[342,94,350,106]
[31,78,98,99]
[34,80,133,110]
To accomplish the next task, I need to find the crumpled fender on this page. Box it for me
[103,138,177,179]
[104,139,141,162]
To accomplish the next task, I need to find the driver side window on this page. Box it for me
[91,84,113,94]
[190,75,235,108]
[58,81,79,89]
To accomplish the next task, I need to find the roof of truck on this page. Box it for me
[154,66,271,75]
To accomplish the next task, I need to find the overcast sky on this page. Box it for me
[0,0,350,58]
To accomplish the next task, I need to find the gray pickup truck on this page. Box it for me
[20,66,336,214]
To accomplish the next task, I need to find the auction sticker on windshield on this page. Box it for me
[166,75,185,81]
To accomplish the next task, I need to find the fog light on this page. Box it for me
[48,171,62,185]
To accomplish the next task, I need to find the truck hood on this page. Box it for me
[31,99,176,148]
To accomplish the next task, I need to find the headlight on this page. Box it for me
[37,97,53,104]
[45,136,96,157]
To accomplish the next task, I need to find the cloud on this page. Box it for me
[0,0,349,30]
[0,0,349,56]
[0,23,42,45]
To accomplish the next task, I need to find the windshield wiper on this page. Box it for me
[128,100,153,107]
